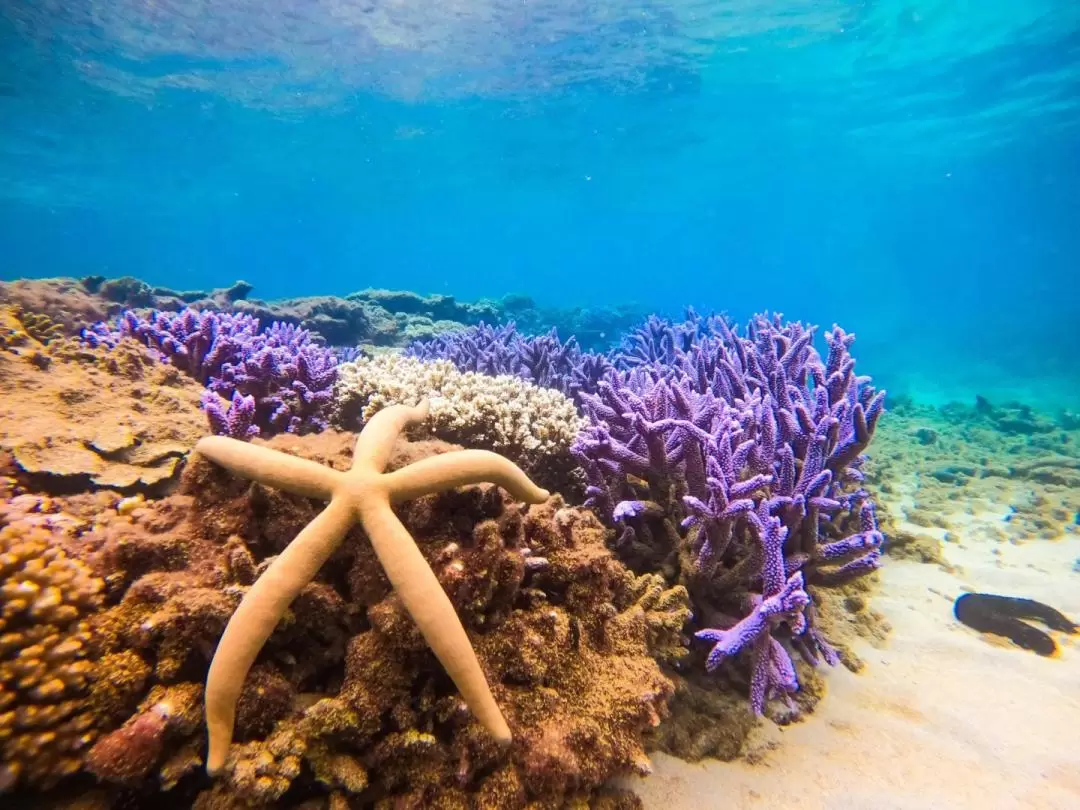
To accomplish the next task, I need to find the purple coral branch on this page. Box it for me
[85,308,338,437]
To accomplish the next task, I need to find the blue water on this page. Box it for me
[2,1,1078,408]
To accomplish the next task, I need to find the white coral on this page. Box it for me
[333,354,582,458]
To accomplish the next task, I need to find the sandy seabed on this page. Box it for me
[628,510,1080,810]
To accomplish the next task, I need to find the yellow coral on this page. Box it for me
[615,571,692,664]
[0,306,65,349]
[0,307,30,351]
[334,354,583,459]
[0,524,104,792]
[225,725,307,803]
[15,310,65,345]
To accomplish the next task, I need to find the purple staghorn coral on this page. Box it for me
[83,308,338,437]
[83,308,262,383]
[201,390,260,440]
[572,312,886,714]
[405,321,613,405]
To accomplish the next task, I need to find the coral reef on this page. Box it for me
[571,313,886,717]
[0,279,112,335]
[2,431,684,807]
[406,310,892,755]
[2,275,644,355]
[196,402,551,773]
[0,278,901,802]
[84,308,338,436]
[334,353,584,490]
[0,308,208,494]
[496,295,648,352]
[868,397,1079,550]
[971,395,1058,436]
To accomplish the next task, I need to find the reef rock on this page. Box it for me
[2,431,686,807]
[0,279,113,336]
[0,308,207,494]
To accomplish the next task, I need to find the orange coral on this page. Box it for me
[0,524,104,792]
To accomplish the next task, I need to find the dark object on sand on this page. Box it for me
[953,592,1078,656]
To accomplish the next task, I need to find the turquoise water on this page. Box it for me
[1,1,1078,408]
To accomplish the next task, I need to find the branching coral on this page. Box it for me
[572,312,886,716]
[83,308,338,436]
[334,353,583,487]
[406,320,614,405]
[0,524,104,793]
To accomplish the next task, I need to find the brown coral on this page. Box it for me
[28,431,680,807]
[0,524,104,792]
[0,314,208,494]
[13,309,66,345]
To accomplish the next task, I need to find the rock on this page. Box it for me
[913,426,938,445]
[0,278,112,336]
[0,308,207,494]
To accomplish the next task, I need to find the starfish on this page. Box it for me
[195,401,550,776]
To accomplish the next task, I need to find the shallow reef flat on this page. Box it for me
[632,405,1080,809]
[1,278,1076,809]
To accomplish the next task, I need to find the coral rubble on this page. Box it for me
[869,396,1079,548]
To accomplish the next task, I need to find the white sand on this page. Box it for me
[628,520,1080,810]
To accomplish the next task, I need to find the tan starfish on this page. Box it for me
[195,401,550,776]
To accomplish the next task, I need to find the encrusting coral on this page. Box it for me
[1,430,685,807]
[196,400,550,774]
[0,307,208,494]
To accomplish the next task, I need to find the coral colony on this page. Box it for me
[0,281,886,807]
[417,312,887,712]
[82,305,886,713]
[83,308,339,436]
[195,401,549,773]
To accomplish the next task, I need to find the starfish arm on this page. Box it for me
[205,496,355,775]
[352,401,431,473]
[359,499,512,745]
[384,449,550,505]
[196,436,340,500]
